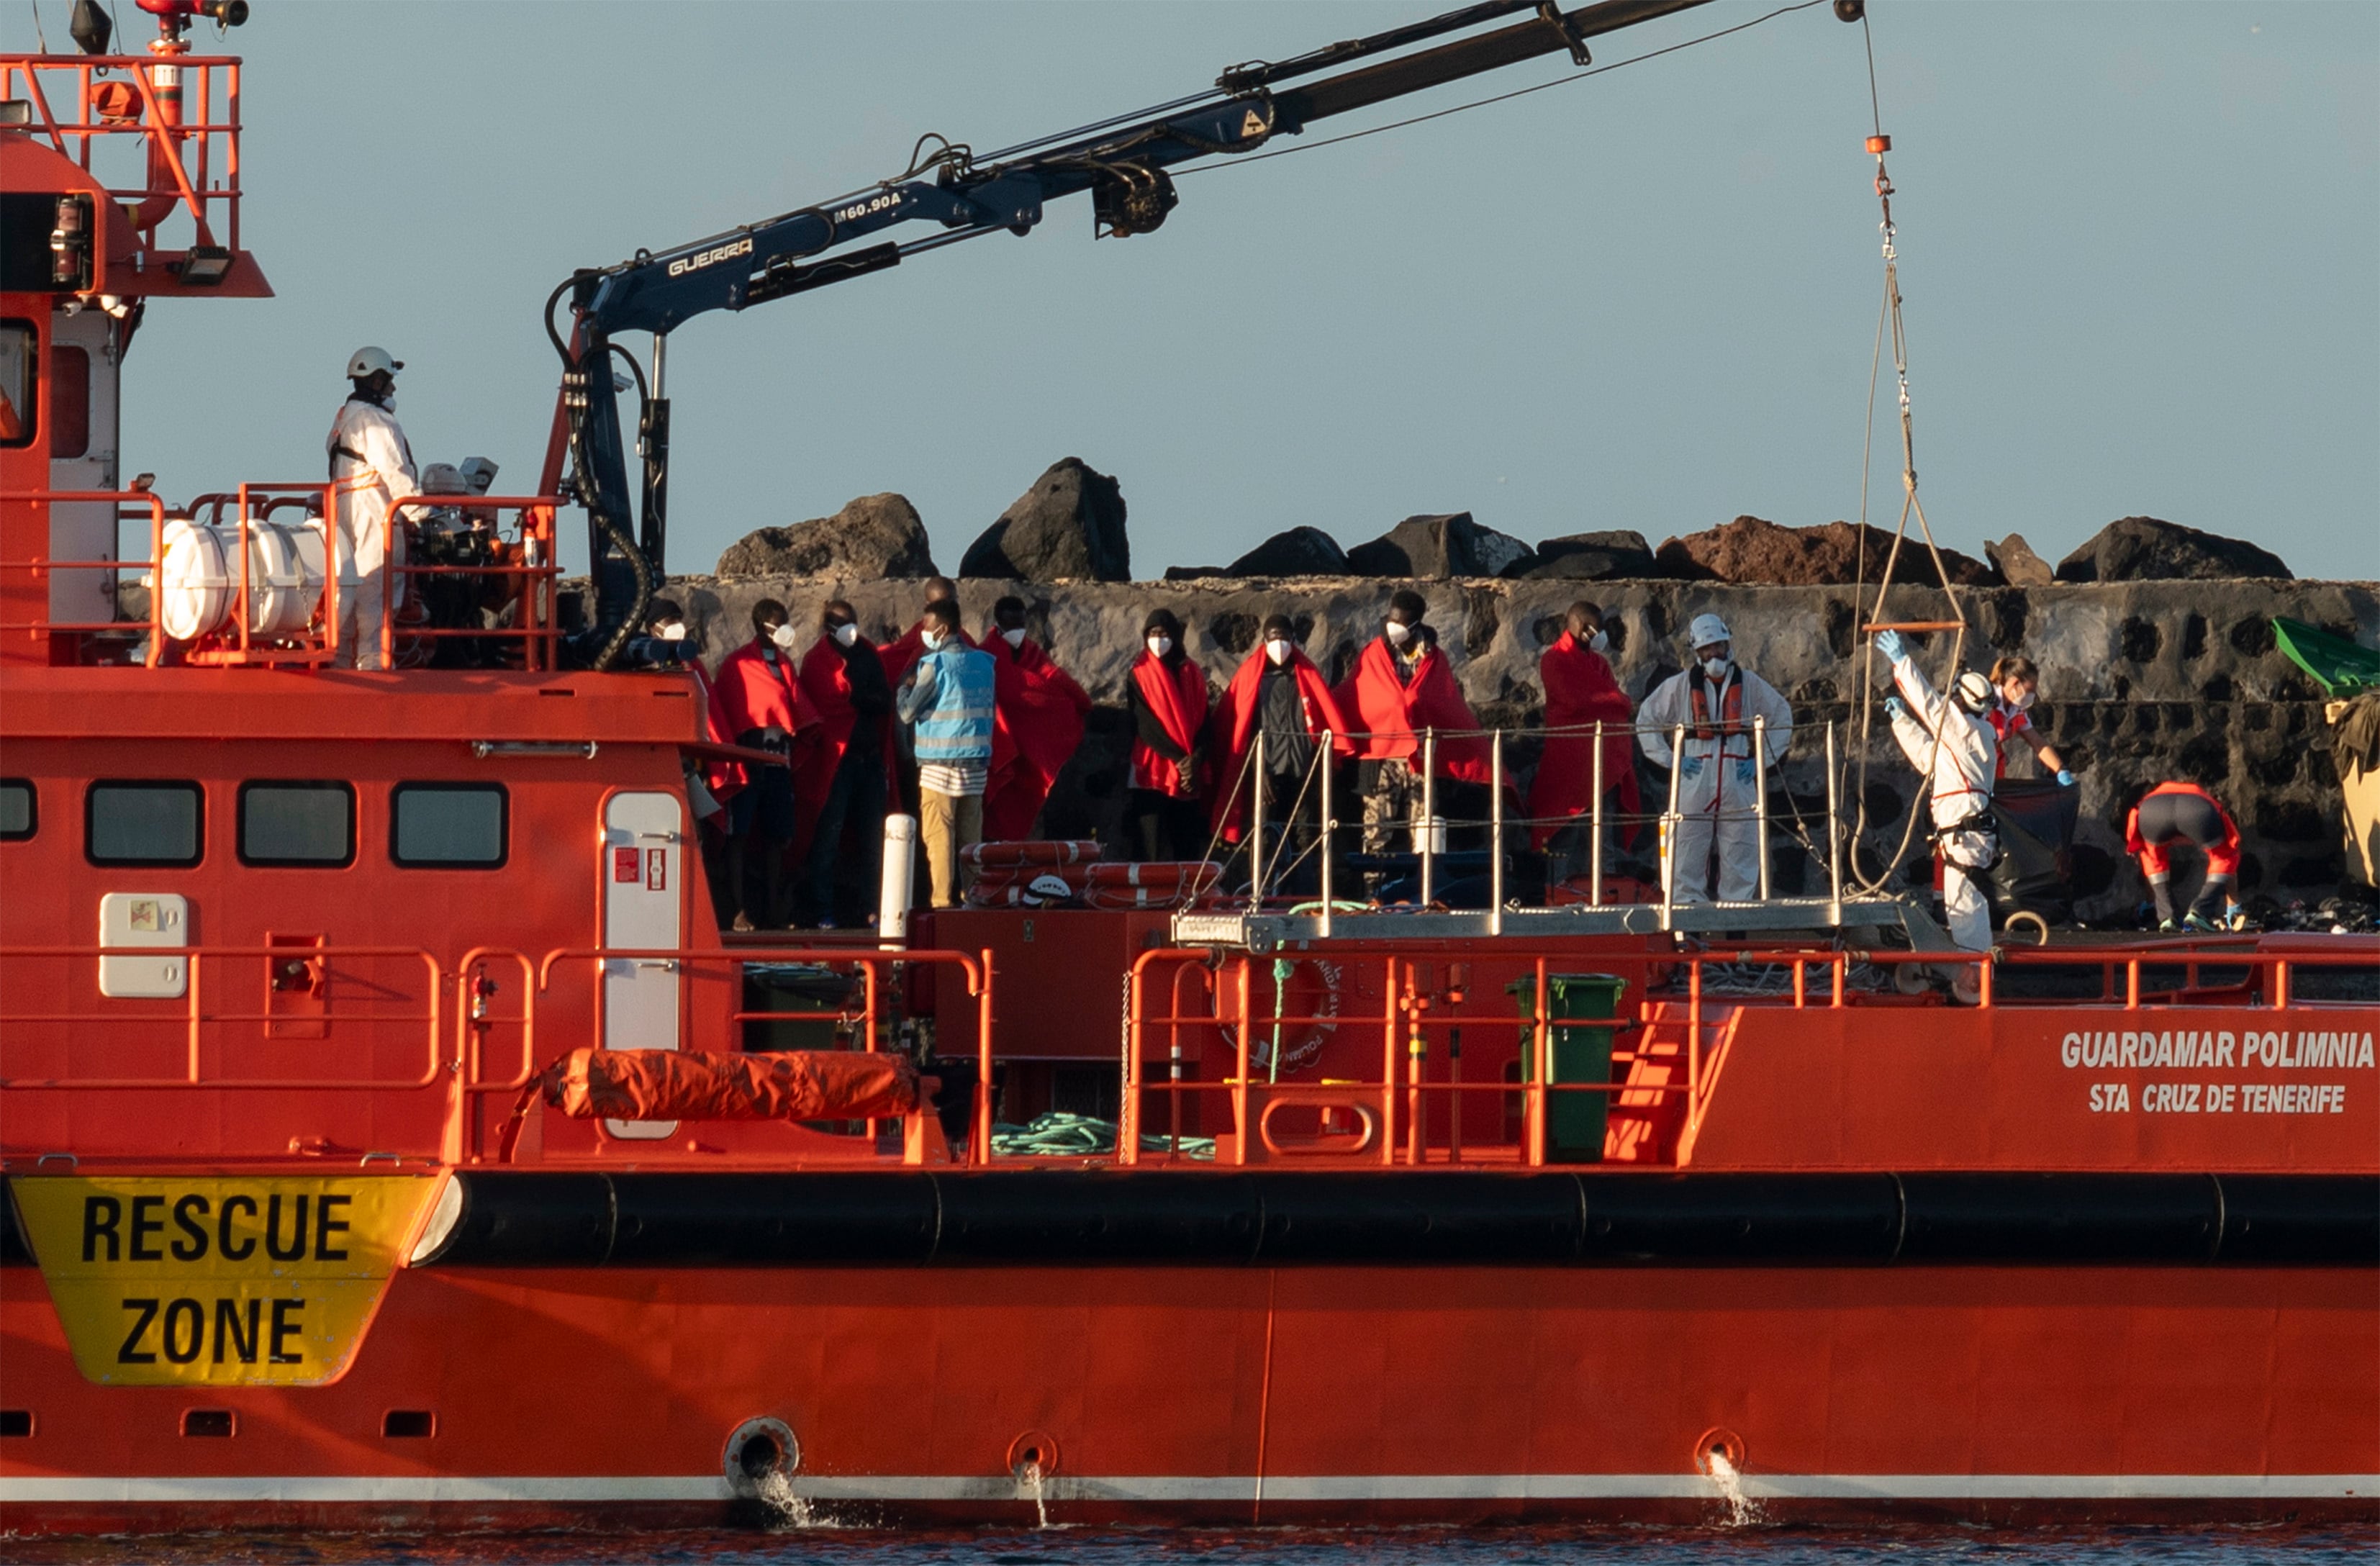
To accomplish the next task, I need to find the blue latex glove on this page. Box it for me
[1883,695,1907,723]
[1734,759,1756,787]
[1874,629,1906,662]
[2055,769,2076,787]
[1680,756,1703,780]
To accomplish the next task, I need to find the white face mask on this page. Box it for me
[1701,653,1729,680]
[656,623,686,643]
[768,623,796,651]
[1384,620,1412,647]
[2009,687,2035,711]
[1264,638,1293,666]
[379,390,397,413]
[920,629,945,652]
[1002,627,1027,648]
[831,622,859,648]
[1585,629,1608,654]
[1147,635,1173,658]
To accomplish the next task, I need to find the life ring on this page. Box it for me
[1218,956,1344,1077]
[1083,860,1222,909]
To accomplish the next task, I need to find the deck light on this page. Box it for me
[174,245,234,286]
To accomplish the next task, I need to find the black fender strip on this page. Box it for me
[407,1171,2380,1269]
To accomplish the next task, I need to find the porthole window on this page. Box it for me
[391,784,507,869]
[238,782,355,867]
[0,778,32,841]
[86,781,203,868]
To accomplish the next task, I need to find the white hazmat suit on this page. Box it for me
[1638,661,1793,902]
[1878,640,2000,955]
[326,393,415,669]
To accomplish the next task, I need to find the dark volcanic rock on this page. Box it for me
[1524,529,1659,580]
[1986,533,2055,588]
[2055,516,2292,584]
[1163,565,1226,582]
[715,492,936,579]
[1654,515,1999,587]
[960,458,1131,581]
[1226,526,1349,578]
[1345,512,1534,579]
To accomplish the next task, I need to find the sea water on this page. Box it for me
[9,1526,2371,1565]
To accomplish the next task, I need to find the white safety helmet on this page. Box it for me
[1688,612,1732,652]
[346,345,403,379]
[1955,671,1995,713]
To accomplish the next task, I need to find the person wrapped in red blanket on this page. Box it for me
[793,598,895,928]
[1126,608,1211,861]
[982,596,1092,842]
[1211,614,1352,897]
[709,597,820,931]
[1335,591,1493,861]
[1527,600,1640,879]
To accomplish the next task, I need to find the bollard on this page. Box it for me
[878,814,918,949]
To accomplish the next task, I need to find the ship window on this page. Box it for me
[392,784,507,868]
[239,782,356,867]
[86,781,203,868]
[0,321,32,449]
[50,345,89,460]
[0,779,32,841]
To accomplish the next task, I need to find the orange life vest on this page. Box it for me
[1688,677,1745,745]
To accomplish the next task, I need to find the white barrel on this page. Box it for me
[878,813,918,949]
[155,516,329,643]
[1421,815,1448,855]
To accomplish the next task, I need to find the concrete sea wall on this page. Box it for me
[663,573,2379,920]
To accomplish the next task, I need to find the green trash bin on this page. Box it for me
[1506,972,1625,1163]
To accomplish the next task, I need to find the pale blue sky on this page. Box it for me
[24,0,2379,579]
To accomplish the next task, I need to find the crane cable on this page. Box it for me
[1838,6,1976,901]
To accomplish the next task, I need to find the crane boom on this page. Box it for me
[555,0,1857,664]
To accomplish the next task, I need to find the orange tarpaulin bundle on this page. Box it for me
[540,1048,925,1123]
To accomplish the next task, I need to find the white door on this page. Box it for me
[602,790,684,1139]
[48,309,120,627]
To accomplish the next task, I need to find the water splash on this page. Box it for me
[752,1467,825,1531]
[1014,1457,1052,1530]
[1705,1447,1764,1528]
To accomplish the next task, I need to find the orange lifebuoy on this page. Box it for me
[1082,860,1222,909]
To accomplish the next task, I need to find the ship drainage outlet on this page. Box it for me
[723,1416,800,1503]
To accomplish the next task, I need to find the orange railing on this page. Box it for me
[528,945,993,1158]
[0,944,443,1090]
[0,486,563,670]
[0,489,168,663]
[1,51,245,259]
[1121,947,1667,1169]
[1682,941,2379,1012]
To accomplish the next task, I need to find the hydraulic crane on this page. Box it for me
[548,0,1867,666]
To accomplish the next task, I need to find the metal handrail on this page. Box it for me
[0,944,443,1090]
[0,52,247,253]
[533,944,997,1161]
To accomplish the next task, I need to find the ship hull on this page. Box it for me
[5,1260,2374,1533]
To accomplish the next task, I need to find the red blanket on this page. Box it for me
[1526,632,1639,848]
[1333,638,1492,784]
[793,636,895,836]
[1209,648,1353,837]
[1130,651,1211,797]
[984,635,1092,841]
[710,640,819,740]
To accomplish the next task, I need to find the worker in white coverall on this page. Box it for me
[1637,613,1793,903]
[325,347,415,669]
[1874,629,2000,1000]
